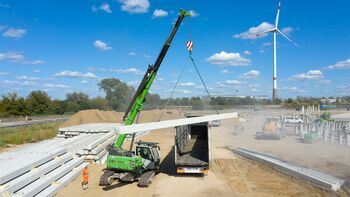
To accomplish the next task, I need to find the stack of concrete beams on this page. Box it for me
[0,123,121,196]
[75,133,116,163]
[232,147,344,191]
[0,142,85,197]
[56,123,120,163]
[57,123,119,138]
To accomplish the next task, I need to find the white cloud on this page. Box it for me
[55,71,96,78]
[44,84,69,88]
[23,60,45,65]
[289,70,323,81]
[283,87,298,90]
[233,22,274,40]
[178,82,196,87]
[0,72,9,76]
[0,52,24,61]
[110,68,143,75]
[0,52,44,65]
[216,80,243,89]
[221,69,231,74]
[326,58,350,70]
[1,80,38,87]
[99,2,112,13]
[207,51,251,66]
[20,81,38,86]
[337,85,350,93]
[1,80,18,86]
[243,50,251,55]
[282,27,294,35]
[153,9,168,18]
[17,75,39,81]
[319,79,332,85]
[2,28,27,39]
[91,5,98,12]
[262,42,273,46]
[129,52,137,56]
[87,66,95,72]
[88,67,143,75]
[240,70,260,79]
[143,54,151,58]
[225,80,241,85]
[282,86,307,93]
[216,82,227,88]
[119,0,150,14]
[81,80,88,84]
[33,69,40,73]
[94,40,112,51]
[248,84,260,88]
[127,80,140,86]
[189,10,199,17]
[174,89,191,94]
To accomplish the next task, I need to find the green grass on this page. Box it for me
[0,123,59,149]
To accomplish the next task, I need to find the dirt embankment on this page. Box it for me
[60,109,184,127]
[59,110,123,127]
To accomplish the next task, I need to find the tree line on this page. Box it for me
[1,77,349,118]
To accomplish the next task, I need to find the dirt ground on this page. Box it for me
[57,108,350,197]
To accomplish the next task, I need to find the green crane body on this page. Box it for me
[104,9,191,176]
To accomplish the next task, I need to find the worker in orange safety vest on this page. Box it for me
[82,166,89,190]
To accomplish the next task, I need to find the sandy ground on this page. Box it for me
[231,109,350,181]
[57,108,350,197]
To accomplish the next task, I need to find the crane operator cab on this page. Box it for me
[135,141,161,170]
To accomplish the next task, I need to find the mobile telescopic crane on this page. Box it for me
[99,9,191,187]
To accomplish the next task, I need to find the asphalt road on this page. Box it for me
[0,117,69,128]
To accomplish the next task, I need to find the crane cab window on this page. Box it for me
[137,147,154,161]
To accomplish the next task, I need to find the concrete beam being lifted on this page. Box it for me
[117,112,238,134]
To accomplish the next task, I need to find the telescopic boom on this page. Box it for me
[114,9,191,148]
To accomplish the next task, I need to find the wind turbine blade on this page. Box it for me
[276,28,298,46]
[256,28,275,37]
[275,2,281,28]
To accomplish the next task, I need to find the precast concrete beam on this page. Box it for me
[232,147,344,191]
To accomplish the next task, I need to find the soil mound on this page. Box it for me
[60,109,183,128]
[60,109,123,127]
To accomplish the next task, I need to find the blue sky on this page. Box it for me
[0,0,349,99]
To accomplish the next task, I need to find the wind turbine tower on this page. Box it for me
[257,2,297,101]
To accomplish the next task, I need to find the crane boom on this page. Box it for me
[114,9,191,148]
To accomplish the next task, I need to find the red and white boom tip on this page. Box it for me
[186,40,193,52]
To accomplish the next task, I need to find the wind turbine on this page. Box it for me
[257,1,297,101]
